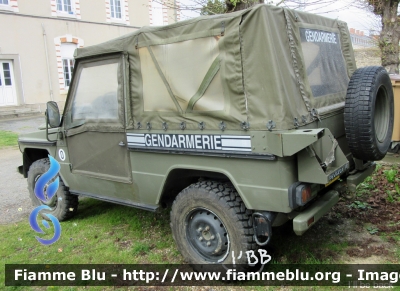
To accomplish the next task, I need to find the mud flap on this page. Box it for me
[296,129,349,185]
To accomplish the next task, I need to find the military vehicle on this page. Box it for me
[18,4,394,266]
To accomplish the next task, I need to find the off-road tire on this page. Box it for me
[28,158,78,221]
[170,180,257,270]
[344,66,394,161]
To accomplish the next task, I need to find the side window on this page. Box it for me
[57,0,72,13]
[139,36,224,113]
[150,0,167,26]
[299,28,349,98]
[110,0,122,19]
[63,59,74,87]
[60,43,77,88]
[70,59,120,124]
[106,0,129,24]
[54,36,84,94]
[0,0,18,12]
[2,63,12,85]
[51,0,80,18]
[0,61,18,106]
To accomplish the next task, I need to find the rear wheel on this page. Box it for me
[28,158,78,221]
[170,180,256,270]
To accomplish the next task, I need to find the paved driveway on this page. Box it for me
[0,116,44,224]
[0,147,33,224]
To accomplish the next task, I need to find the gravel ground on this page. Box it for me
[0,116,45,134]
[0,116,45,224]
[0,147,33,224]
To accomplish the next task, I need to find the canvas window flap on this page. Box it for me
[130,15,246,131]
[139,40,221,113]
[241,5,356,130]
[283,8,355,111]
[240,5,310,130]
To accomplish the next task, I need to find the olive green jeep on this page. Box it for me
[18,4,394,266]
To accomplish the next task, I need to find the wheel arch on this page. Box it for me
[22,148,51,178]
[157,166,251,209]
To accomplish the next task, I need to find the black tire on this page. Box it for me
[344,66,394,161]
[170,180,257,270]
[28,158,78,221]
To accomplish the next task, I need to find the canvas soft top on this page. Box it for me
[74,4,356,131]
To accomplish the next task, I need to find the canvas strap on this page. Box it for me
[186,55,221,113]
[146,46,183,113]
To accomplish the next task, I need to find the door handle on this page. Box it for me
[119,141,126,147]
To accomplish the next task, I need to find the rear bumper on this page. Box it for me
[293,190,339,235]
[346,162,376,192]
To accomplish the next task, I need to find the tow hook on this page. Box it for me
[252,211,277,246]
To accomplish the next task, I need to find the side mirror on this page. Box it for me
[46,101,61,128]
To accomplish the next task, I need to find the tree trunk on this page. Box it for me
[225,0,264,12]
[379,1,400,74]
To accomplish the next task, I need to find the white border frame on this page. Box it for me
[50,0,81,19]
[54,35,84,94]
[105,0,130,25]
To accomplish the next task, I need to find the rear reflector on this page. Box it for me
[295,184,312,206]
[301,186,312,203]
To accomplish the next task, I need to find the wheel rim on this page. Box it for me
[374,85,390,143]
[185,207,230,262]
[34,174,58,208]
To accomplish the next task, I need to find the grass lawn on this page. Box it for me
[0,130,18,148]
[1,198,182,290]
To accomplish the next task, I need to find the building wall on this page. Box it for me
[18,0,52,16]
[349,27,375,49]
[79,0,102,22]
[0,0,159,108]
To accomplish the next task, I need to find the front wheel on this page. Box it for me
[27,158,78,221]
[170,181,256,270]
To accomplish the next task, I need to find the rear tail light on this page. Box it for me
[296,184,312,206]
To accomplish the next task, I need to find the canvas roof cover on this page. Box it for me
[74,4,356,131]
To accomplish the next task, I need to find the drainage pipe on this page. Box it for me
[41,23,54,101]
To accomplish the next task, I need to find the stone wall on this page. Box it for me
[353,48,381,68]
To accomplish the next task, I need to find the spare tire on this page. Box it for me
[344,66,394,161]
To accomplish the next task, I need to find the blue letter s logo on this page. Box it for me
[29,205,62,245]
[29,155,62,245]
[34,156,60,203]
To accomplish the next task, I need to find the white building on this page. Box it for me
[0,0,177,116]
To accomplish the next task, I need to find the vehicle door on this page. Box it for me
[61,54,135,203]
